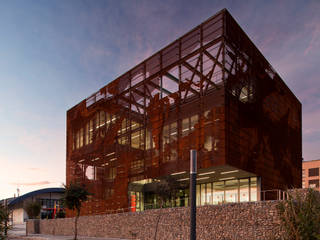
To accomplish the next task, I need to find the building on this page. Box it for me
[302,160,320,190]
[4,188,64,224]
[66,9,302,216]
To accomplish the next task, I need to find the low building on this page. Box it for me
[5,188,64,225]
[302,160,320,191]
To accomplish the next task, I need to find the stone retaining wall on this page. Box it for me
[27,201,283,240]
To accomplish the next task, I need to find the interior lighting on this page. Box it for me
[106,152,115,157]
[196,176,210,181]
[177,178,189,181]
[109,158,117,162]
[220,170,239,175]
[198,171,215,176]
[79,159,85,163]
[171,171,186,176]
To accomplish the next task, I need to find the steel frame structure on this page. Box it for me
[66,9,301,216]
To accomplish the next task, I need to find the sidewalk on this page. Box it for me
[7,223,129,240]
[9,234,128,240]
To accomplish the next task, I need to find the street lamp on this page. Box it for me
[190,149,197,240]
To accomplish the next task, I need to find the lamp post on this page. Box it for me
[190,149,197,240]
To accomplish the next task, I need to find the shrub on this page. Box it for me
[24,201,41,219]
[277,188,320,240]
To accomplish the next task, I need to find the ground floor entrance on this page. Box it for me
[129,175,260,212]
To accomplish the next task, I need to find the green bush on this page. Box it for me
[277,188,320,240]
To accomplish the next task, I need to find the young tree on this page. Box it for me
[24,201,41,219]
[0,203,10,239]
[153,176,188,240]
[63,183,91,240]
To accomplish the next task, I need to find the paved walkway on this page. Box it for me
[7,223,128,240]
[9,235,128,240]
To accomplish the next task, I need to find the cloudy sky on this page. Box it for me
[0,0,319,199]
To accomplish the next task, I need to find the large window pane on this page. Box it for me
[182,118,189,137]
[239,178,249,202]
[309,179,319,188]
[225,179,238,203]
[201,183,206,205]
[213,181,224,204]
[309,168,319,177]
[206,183,212,205]
[196,184,200,206]
[250,177,257,201]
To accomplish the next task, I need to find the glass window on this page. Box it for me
[95,112,100,130]
[196,184,200,206]
[85,122,89,145]
[182,118,189,137]
[146,129,152,150]
[213,181,224,204]
[302,169,305,178]
[118,118,127,135]
[309,179,319,188]
[204,135,213,151]
[131,120,140,131]
[89,119,94,144]
[76,130,80,149]
[225,179,238,203]
[206,183,213,205]
[108,167,117,180]
[309,168,319,177]
[250,177,257,201]
[79,128,84,148]
[100,111,105,137]
[72,131,75,150]
[190,115,198,131]
[239,179,249,202]
[201,183,206,205]
[131,131,141,149]
[162,125,169,146]
[106,113,111,128]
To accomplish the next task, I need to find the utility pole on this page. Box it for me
[190,149,197,240]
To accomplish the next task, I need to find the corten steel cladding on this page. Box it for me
[66,9,302,216]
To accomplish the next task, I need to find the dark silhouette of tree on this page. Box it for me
[63,183,91,240]
[24,201,41,219]
[153,176,188,240]
[0,203,10,238]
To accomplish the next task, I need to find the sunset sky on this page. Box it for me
[0,0,319,199]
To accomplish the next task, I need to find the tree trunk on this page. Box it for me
[74,210,80,240]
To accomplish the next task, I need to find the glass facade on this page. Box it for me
[129,176,259,211]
